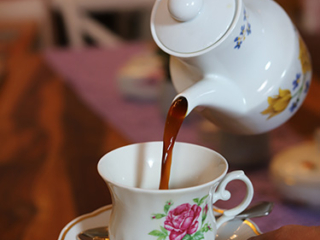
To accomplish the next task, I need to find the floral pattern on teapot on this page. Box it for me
[234,9,251,49]
[149,195,212,240]
[261,37,312,119]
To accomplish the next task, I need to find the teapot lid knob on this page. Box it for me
[168,0,203,22]
[151,0,236,54]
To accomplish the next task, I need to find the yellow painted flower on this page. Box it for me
[299,37,312,74]
[261,88,292,119]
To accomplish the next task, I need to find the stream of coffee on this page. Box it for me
[159,96,188,190]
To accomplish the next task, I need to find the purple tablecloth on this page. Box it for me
[45,42,320,233]
[45,43,199,144]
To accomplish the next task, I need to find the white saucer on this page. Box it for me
[58,205,261,240]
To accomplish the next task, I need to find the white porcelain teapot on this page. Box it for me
[151,0,312,134]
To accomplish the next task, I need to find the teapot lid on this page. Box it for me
[151,0,236,54]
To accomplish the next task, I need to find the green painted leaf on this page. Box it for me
[198,195,208,206]
[160,226,168,235]
[164,201,173,214]
[192,231,205,240]
[201,223,212,233]
[152,213,166,219]
[149,230,166,237]
[193,198,199,204]
[164,205,170,214]
[182,234,192,240]
[201,213,207,223]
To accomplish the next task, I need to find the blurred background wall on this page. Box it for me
[0,0,319,43]
[0,0,320,73]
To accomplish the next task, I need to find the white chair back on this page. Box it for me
[52,0,154,48]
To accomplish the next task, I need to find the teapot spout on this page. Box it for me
[173,77,246,118]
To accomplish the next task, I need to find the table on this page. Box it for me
[1,24,320,240]
[0,22,128,240]
[44,42,320,234]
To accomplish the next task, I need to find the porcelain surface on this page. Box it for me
[151,0,312,134]
[58,205,262,240]
[97,142,254,240]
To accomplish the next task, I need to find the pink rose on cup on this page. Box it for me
[164,203,201,240]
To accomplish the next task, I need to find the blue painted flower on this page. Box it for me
[305,81,310,93]
[246,23,251,35]
[290,101,298,112]
[244,9,247,21]
[240,25,245,35]
[234,8,251,49]
[234,41,242,49]
[292,73,301,90]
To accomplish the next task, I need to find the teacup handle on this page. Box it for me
[212,170,254,229]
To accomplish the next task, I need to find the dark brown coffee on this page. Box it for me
[159,96,188,190]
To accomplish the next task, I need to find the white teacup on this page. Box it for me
[98,142,254,240]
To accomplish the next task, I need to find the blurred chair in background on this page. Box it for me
[276,0,320,35]
[51,0,154,48]
[300,0,320,35]
[0,0,54,48]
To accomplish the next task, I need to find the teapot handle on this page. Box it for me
[211,170,254,229]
